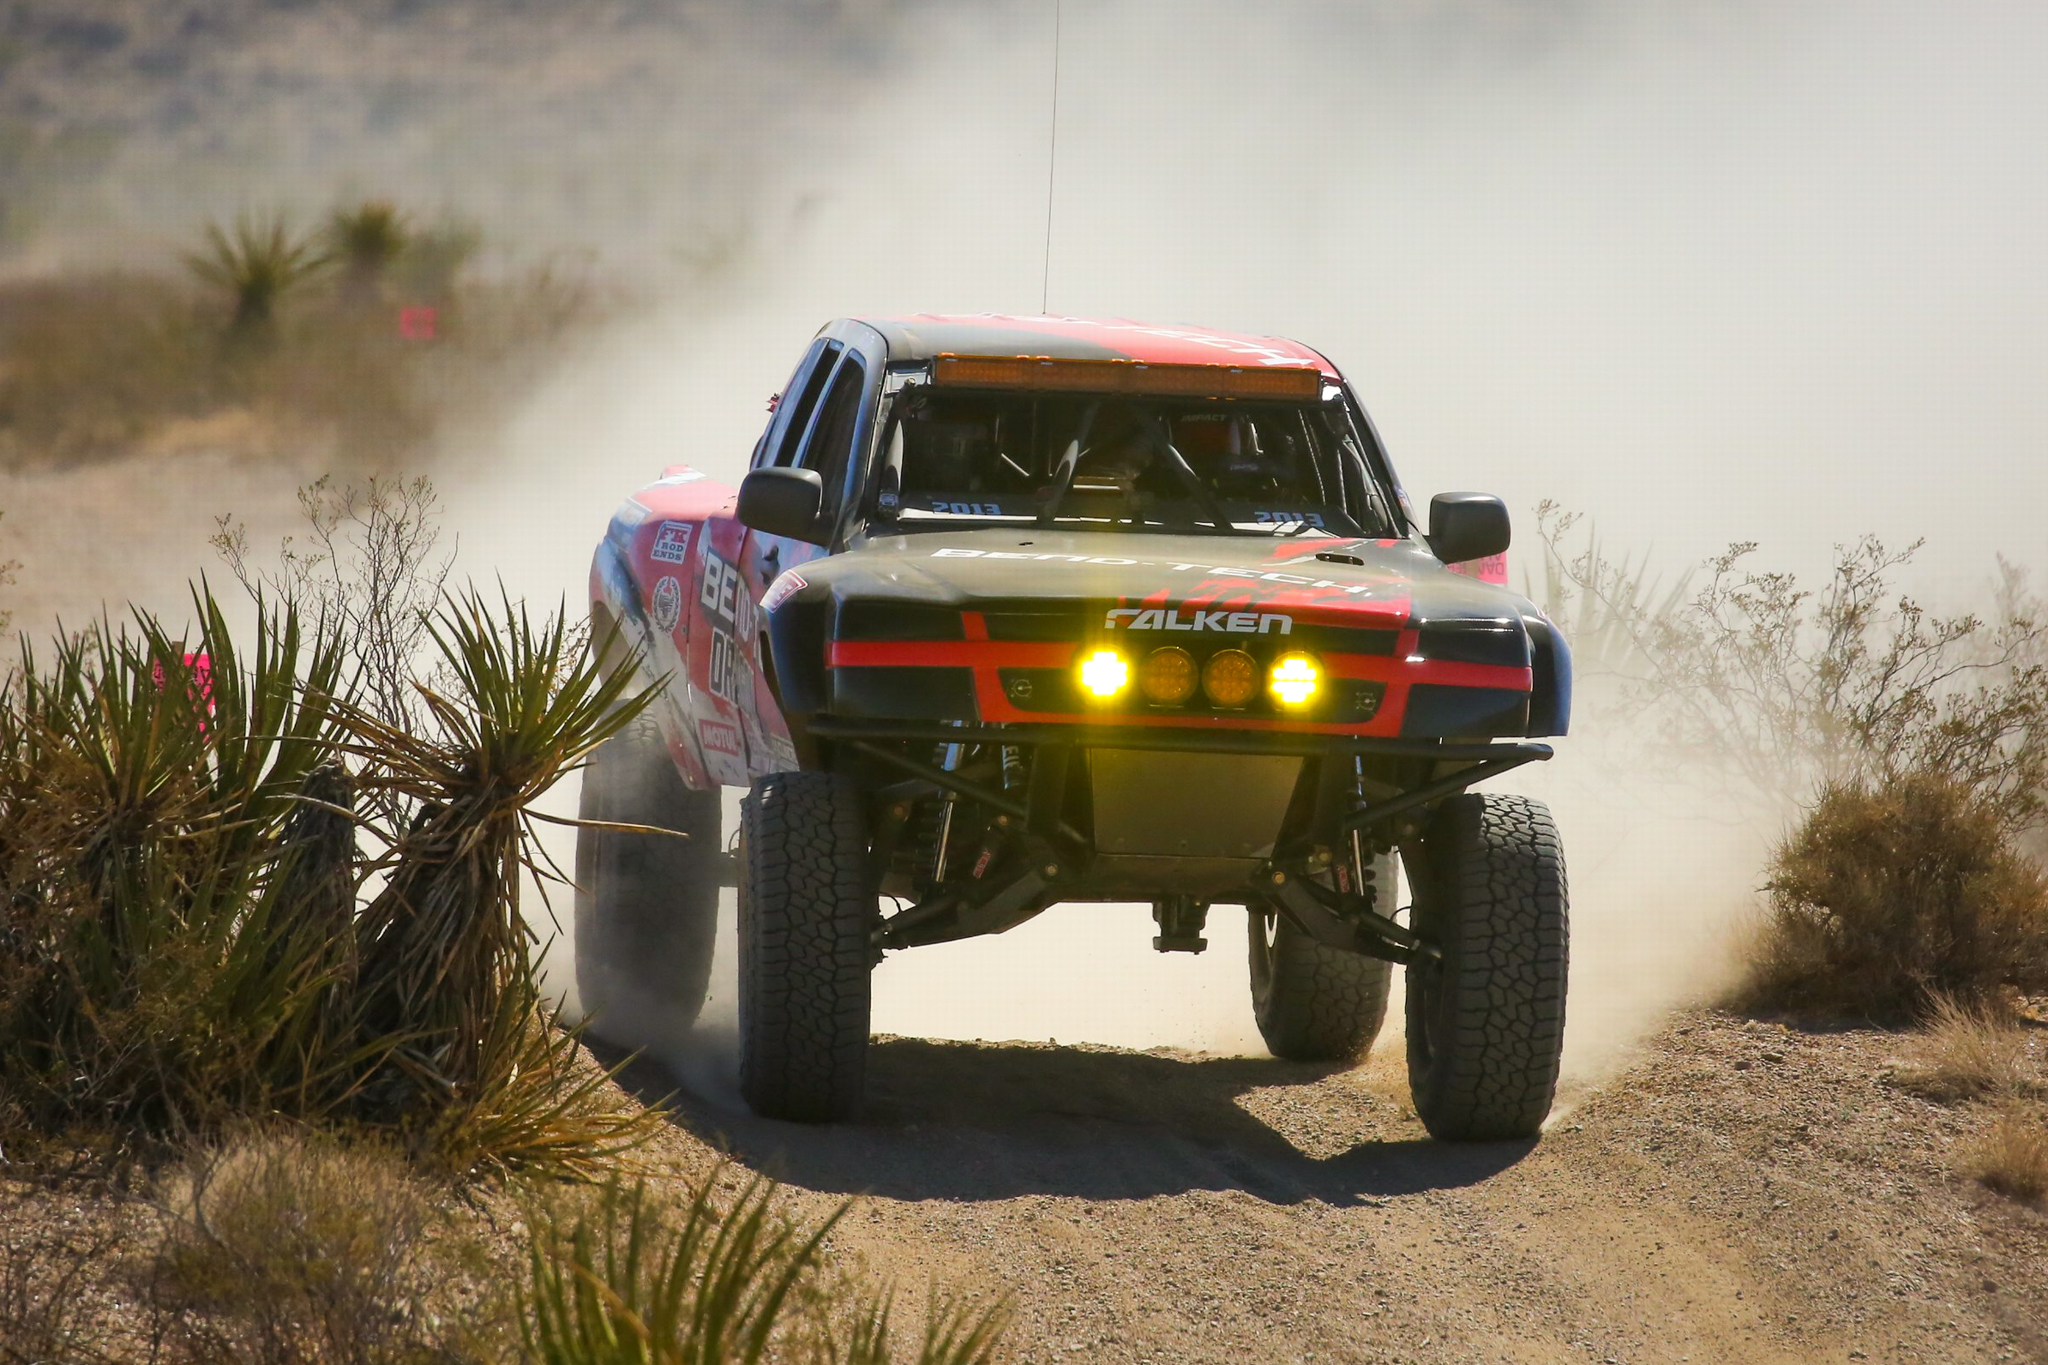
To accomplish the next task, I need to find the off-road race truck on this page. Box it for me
[577,314,1570,1140]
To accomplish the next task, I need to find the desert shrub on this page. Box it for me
[151,1130,445,1365]
[1742,774,2048,1020]
[1962,1102,2048,1205]
[1892,992,2044,1103]
[1537,510,2048,836]
[517,1170,1009,1365]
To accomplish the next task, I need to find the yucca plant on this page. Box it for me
[327,199,410,306]
[332,587,651,1165]
[515,1170,1011,1365]
[183,212,327,333]
[0,587,358,1134]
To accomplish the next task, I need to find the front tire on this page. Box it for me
[1249,853,1397,1062]
[738,771,875,1122]
[1405,793,1569,1142]
[574,719,722,1048]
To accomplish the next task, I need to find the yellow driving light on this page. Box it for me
[1201,649,1259,709]
[1077,649,1131,699]
[1140,646,1198,705]
[1268,652,1323,707]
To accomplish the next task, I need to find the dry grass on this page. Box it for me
[0,248,613,468]
[151,1130,460,1364]
[1893,993,2045,1104]
[1962,1102,2048,1205]
[1738,773,2048,1022]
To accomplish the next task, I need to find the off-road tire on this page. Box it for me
[738,771,874,1122]
[1405,793,1568,1142]
[1249,853,1397,1062]
[574,719,722,1045]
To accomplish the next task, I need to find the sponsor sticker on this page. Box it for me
[698,718,742,757]
[650,521,694,564]
[760,570,807,613]
[699,550,742,626]
[1104,606,1293,635]
[651,576,683,631]
[1446,551,1510,586]
[708,629,745,704]
[614,498,651,528]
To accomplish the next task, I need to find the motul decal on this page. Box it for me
[650,521,694,564]
[651,576,683,631]
[699,718,742,756]
[1103,606,1292,635]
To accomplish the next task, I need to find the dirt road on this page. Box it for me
[609,1012,2048,1365]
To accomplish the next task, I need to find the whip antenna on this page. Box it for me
[1040,0,1061,315]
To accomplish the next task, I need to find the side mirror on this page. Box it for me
[1428,492,1511,566]
[737,467,826,543]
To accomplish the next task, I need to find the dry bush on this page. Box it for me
[1536,510,2048,837]
[151,1130,446,1365]
[1741,773,2048,1021]
[1893,993,2044,1103]
[1962,1102,2048,1205]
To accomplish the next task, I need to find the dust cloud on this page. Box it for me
[6,2,2044,1083]
[466,1,2046,1081]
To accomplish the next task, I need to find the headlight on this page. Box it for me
[1201,649,1259,708]
[1077,649,1131,699]
[1268,652,1322,707]
[1140,646,1198,705]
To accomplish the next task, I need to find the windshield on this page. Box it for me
[869,386,1396,537]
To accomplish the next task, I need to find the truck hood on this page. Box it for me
[807,527,1533,627]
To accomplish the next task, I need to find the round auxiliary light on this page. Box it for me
[1077,648,1131,700]
[1201,649,1259,709]
[1268,652,1322,707]
[1140,646,1199,705]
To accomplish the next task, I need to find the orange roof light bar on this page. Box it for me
[933,353,1324,401]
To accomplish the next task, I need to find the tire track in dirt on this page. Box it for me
[607,1014,2048,1365]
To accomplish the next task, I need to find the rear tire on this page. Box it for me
[738,771,874,1122]
[1405,793,1569,1141]
[574,719,722,1047]
[1248,853,1397,1062]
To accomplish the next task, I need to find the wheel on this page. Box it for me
[738,771,874,1122]
[1248,852,1397,1062]
[1404,793,1569,1141]
[573,719,721,1047]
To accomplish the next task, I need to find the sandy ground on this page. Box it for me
[597,1010,2048,1365]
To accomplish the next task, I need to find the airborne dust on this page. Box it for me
[5,0,2045,1088]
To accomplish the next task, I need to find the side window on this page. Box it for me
[796,355,870,522]
[770,341,843,467]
